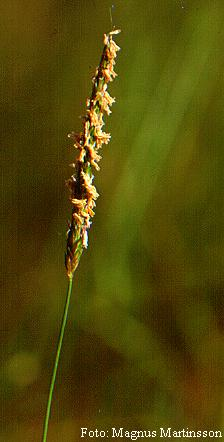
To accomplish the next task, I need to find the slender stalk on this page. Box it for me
[42,276,73,442]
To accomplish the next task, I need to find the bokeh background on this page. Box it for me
[1,0,224,440]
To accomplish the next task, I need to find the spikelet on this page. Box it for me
[65,29,120,279]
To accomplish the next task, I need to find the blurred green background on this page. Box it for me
[1,0,224,440]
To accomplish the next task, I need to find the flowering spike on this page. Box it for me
[65,30,120,278]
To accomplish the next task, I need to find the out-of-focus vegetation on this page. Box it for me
[1,0,224,440]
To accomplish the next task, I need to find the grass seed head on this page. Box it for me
[65,30,120,279]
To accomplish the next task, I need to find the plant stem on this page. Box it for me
[42,276,73,442]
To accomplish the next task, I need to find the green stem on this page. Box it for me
[42,276,73,442]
